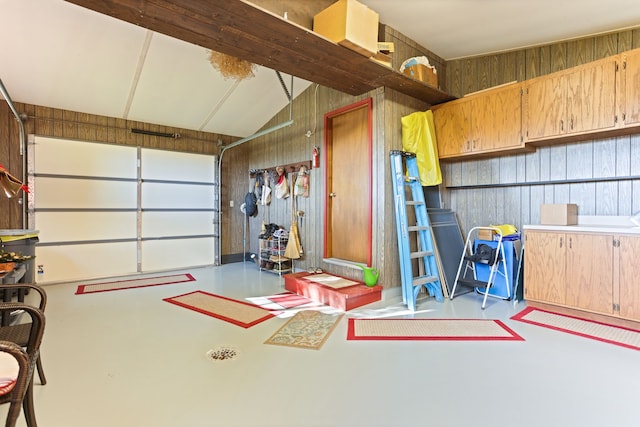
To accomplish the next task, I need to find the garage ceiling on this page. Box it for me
[1,0,640,138]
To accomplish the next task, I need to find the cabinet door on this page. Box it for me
[622,48,640,126]
[524,73,566,140]
[567,57,617,134]
[524,231,566,304]
[470,94,490,151]
[432,99,472,158]
[490,83,523,150]
[618,235,640,321]
[565,233,614,315]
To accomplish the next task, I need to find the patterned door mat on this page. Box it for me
[264,310,344,350]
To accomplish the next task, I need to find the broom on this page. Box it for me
[284,173,302,259]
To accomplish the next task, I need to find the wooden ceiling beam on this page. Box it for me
[64,0,455,104]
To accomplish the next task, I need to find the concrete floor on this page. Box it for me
[2,262,639,427]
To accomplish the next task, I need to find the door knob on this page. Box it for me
[329,192,336,197]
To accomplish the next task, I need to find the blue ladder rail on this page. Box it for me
[390,150,443,311]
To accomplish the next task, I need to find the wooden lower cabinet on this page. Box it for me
[524,230,640,323]
[523,231,566,304]
[618,235,640,321]
[565,233,614,315]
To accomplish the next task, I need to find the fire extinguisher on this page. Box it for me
[312,146,320,168]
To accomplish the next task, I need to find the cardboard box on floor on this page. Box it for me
[313,0,379,58]
[540,204,578,225]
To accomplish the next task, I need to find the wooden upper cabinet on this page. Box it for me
[432,97,472,158]
[621,48,640,126]
[524,73,565,139]
[571,57,617,133]
[431,48,640,160]
[483,82,524,150]
[432,82,527,160]
[524,56,618,142]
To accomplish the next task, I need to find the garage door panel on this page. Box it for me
[36,212,137,242]
[34,137,137,177]
[35,242,138,283]
[141,148,214,181]
[34,177,137,209]
[141,238,214,271]
[141,182,214,209]
[141,211,214,238]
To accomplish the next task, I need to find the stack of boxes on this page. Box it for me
[313,0,437,86]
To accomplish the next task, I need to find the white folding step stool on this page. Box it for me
[450,226,510,309]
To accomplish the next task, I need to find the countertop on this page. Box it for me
[524,216,640,235]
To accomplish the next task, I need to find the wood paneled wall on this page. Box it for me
[442,29,640,236]
[230,30,435,286]
[231,84,376,278]
[233,84,430,285]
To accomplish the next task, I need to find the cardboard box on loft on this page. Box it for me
[540,204,578,225]
[403,64,438,88]
[313,0,379,58]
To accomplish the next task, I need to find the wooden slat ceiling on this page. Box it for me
[64,0,455,105]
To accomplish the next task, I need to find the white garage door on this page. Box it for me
[29,136,217,283]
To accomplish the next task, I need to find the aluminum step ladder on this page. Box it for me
[450,226,510,309]
[390,150,443,311]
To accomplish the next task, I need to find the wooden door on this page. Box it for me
[568,58,617,134]
[324,99,372,265]
[618,235,640,321]
[622,48,640,126]
[524,231,566,304]
[432,99,472,158]
[565,233,614,314]
[524,73,565,140]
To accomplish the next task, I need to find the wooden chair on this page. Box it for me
[0,284,47,385]
[0,304,45,427]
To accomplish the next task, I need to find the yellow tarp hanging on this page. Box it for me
[401,110,442,186]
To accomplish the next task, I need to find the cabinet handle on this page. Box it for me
[560,237,563,248]
[329,192,336,198]
[570,117,574,130]
[569,237,572,249]
[560,119,564,132]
